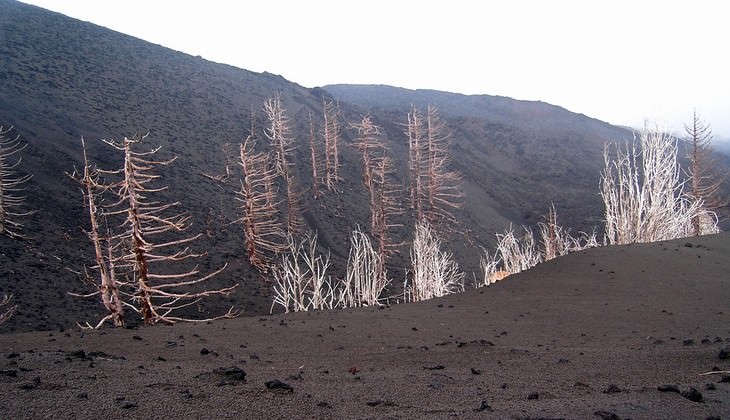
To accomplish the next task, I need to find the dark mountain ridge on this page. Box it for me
[0,0,647,332]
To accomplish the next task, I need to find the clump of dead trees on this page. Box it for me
[601,122,720,245]
[269,102,468,311]
[406,105,463,233]
[477,117,725,287]
[69,134,237,328]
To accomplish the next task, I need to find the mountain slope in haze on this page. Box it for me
[324,84,634,228]
[2,0,643,332]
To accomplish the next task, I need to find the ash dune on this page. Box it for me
[1,233,728,419]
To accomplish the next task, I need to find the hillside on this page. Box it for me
[1,0,643,332]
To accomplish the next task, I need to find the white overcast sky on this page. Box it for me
[19,0,730,137]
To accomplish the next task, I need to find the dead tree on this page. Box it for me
[308,112,323,199]
[236,136,287,272]
[601,123,710,244]
[351,116,402,271]
[424,105,463,229]
[684,110,727,235]
[0,294,16,325]
[406,106,426,220]
[322,99,341,192]
[407,221,464,302]
[405,106,462,233]
[372,155,404,272]
[101,134,237,325]
[67,138,125,327]
[0,126,33,239]
[264,95,303,235]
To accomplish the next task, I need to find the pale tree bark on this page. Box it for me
[407,221,464,302]
[341,227,389,307]
[424,105,463,230]
[270,232,334,313]
[99,134,237,326]
[372,156,404,263]
[684,110,727,235]
[0,126,33,239]
[308,112,322,199]
[351,115,403,274]
[601,123,712,245]
[236,136,287,272]
[536,203,583,261]
[67,138,125,328]
[406,106,425,220]
[0,294,16,325]
[406,106,462,234]
[322,99,341,192]
[264,95,303,235]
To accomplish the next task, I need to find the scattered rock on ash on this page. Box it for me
[18,376,41,390]
[265,379,293,393]
[657,384,680,393]
[423,364,445,370]
[213,366,246,385]
[718,346,730,360]
[681,387,703,402]
[603,384,623,394]
[593,410,621,420]
[475,400,493,412]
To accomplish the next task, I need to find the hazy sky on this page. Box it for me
[20,0,730,137]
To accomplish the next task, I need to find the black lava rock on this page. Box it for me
[265,379,293,393]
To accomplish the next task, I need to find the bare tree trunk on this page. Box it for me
[342,227,389,307]
[351,116,402,272]
[424,105,463,231]
[68,138,124,327]
[0,126,33,239]
[264,95,303,235]
[308,112,321,199]
[0,294,17,325]
[323,99,341,192]
[601,123,710,244]
[407,221,463,302]
[237,136,287,272]
[406,106,425,221]
[684,110,726,235]
[97,134,237,326]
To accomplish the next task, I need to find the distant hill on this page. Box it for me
[0,0,648,332]
[323,84,634,229]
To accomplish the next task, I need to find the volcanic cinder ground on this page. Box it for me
[1,233,729,419]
